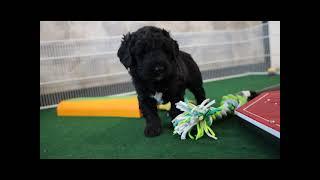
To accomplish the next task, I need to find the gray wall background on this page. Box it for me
[40,21,262,41]
[40,21,268,95]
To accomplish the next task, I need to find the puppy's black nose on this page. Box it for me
[154,66,165,73]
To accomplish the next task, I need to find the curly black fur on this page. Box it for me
[117,26,206,137]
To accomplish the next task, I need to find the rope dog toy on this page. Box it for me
[172,91,251,140]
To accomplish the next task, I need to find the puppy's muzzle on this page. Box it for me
[152,65,167,81]
[154,66,165,73]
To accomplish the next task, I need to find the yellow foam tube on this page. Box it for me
[57,95,142,118]
[57,95,173,118]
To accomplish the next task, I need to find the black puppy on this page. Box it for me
[117,26,206,137]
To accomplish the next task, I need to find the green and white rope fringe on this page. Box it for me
[172,91,250,140]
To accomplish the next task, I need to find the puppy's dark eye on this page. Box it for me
[162,46,173,58]
[133,41,146,57]
[134,51,145,60]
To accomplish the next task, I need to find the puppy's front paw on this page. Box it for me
[144,124,162,137]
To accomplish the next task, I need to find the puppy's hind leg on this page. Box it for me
[168,93,185,129]
[188,85,206,105]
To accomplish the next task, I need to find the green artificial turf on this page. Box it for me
[40,75,280,159]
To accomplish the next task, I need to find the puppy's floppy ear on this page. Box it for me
[173,40,179,57]
[161,28,180,58]
[117,33,134,69]
[161,28,170,38]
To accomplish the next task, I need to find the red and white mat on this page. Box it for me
[235,90,280,138]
